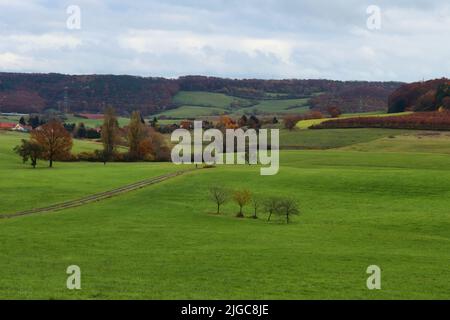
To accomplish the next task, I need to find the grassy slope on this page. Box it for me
[0,151,449,299]
[172,91,250,109]
[165,91,311,118]
[0,131,188,214]
[280,128,410,149]
[340,131,450,154]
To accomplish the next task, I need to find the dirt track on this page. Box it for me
[0,169,194,219]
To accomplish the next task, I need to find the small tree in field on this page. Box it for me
[251,196,261,219]
[264,197,281,222]
[278,198,300,224]
[14,139,43,168]
[31,120,73,168]
[209,186,228,214]
[233,189,251,218]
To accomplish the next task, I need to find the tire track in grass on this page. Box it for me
[1,168,197,219]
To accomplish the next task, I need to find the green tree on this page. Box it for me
[14,139,44,168]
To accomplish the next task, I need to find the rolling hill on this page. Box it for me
[0,72,403,116]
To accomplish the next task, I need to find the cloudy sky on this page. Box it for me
[0,0,449,81]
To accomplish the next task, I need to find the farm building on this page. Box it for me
[0,122,16,130]
[12,124,32,132]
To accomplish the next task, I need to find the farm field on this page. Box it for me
[64,114,130,128]
[0,131,187,214]
[159,91,312,118]
[172,91,252,109]
[279,128,411,149]
[155,105,226,118]
[0,127,449,299]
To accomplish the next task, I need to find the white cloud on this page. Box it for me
[1,33,82,52]
[0,52,35,70]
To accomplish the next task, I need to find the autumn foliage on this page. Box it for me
[388,78,450,113]
[311,111,450,131]
[283,111,324,130]
[31,120,73,167]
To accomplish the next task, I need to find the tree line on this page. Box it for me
[310,111,450,131]
[14,107,171,168]
[209,186,300,224]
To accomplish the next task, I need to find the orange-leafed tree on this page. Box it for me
[327,106,342,118]
[31,120,73,167]
[283,114,301,130]
[233,189,252,218]
[218,115,238,129]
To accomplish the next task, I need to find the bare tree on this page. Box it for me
[278,198,300,224]
[209,186,228,214]
[251,196,261,219]
[264,197,281,222]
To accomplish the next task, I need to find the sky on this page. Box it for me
[0,0,449,82]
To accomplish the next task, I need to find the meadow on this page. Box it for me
[0,127,449,299]
[157,91,311,118]
[0,131,184,214]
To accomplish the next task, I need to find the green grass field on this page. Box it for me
[172,91,251,109]
[0,127,449,299]
[64,115,130,128]
[155,105,226,118]
[0,131,184,214]
[162,91,311,118]
[280,128,411,149]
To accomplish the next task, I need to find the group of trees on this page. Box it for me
[209,186,300,224]
[311,111,450,131]
[0,73,178,115]
[14,107,171,168]
[388,78,450,113]
[14,120,73,168]
[283,111,324,130]
[1,72,403,116]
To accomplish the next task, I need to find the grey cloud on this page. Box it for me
[0,0,449,81]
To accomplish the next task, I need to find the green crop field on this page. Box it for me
[0,127,449,299]
[64,115,130,128]
[163,91,311,119]
[155,105,226,118]
[245,98,309,114]
[172,91,252,109]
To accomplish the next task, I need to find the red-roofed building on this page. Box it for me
[0,122,16,130]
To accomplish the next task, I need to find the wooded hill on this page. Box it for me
[0,72,403,115]
[388,78,450,113]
